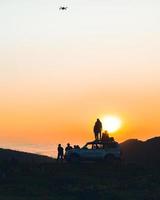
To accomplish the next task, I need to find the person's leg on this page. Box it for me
[99,131,102,140]
[94,132,96,140]
[57,153,60,160]
[95,130,99,140]
[60,154,63,162]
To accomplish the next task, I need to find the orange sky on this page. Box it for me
[0,0,160,156]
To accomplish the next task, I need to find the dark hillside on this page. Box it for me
[0,136,160,165]
[120,137,160,165]
[0,148,54,164]
[0,137,159,199]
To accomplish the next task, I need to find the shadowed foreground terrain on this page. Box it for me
[0,161,160,200]
[0,137,160,200]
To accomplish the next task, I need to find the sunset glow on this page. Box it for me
[102,116,122,133]
[0,0,160,156]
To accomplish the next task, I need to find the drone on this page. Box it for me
[59,6,68,10]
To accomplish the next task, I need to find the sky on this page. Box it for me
[0,0,160,157]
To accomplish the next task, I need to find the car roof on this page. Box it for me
[85,140,118,145]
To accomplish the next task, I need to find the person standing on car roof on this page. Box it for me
[93,118,102,140]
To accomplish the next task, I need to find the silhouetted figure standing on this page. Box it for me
[93,118,102,140]
[57,144,64,161]
[65,143,72,152]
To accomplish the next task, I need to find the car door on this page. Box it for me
[80,144,96,160]
[80,144,105,160]
[90,144,105,160]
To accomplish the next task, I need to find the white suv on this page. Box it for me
[65,140,121,163]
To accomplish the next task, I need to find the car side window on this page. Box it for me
[97,144,104,149]
[92,144,104,149]
[86,144,92,149]
[85,143,105,150]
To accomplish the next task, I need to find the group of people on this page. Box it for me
[57,118,105,160]
[57,143,80,161]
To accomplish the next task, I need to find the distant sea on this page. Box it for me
[0,143,57,158]
[0,142,84,158]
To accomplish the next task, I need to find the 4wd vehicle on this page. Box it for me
[65,139,121,163]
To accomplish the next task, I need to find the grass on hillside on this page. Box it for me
[0,161,159,200]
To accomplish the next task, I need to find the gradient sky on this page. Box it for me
[0,0,160,156]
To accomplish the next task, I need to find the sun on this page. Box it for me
[101,116,122,133]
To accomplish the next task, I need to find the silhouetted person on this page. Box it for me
[93,118,102,140]
[74,145,80,149]
[102,131,109,141]
[57,144,64,161]
[76,145,80,149]
[65,143,72,152]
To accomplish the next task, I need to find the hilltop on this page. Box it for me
[0,137,159,199]
[0,136,160,165]
[0,148,54,164]
[120,136,160,165]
